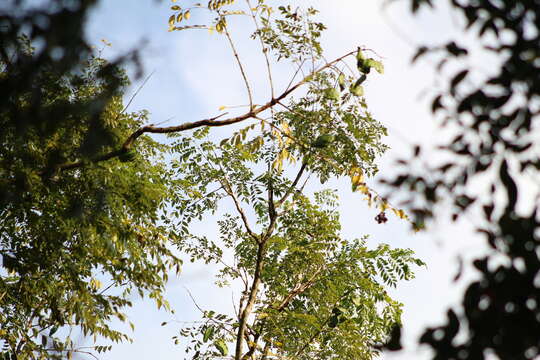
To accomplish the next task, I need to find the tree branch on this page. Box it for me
[275,162,307,209]
[235,242,265,360]
[247,0,275,114]
[49,50,357,174]
[224,22,254,109]
[221,179,259,242]
[276,266,323,311]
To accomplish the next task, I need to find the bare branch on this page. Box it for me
[285,58,307,93]
[221,179,259,242]
[223,23,254,109]
[183,285,205,314]
[50,50,357,174]
[276,266,323,311]
[265,165,277,241]
[276,162,307,208]
[246,0,275,112]
[121,70,155,114]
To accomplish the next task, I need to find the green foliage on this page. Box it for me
[312,134,335,148]
[0,48,181,358]
[166,128,424,360]
[255,5,326,62]
[0,1,421,359]
[162,3,422,359]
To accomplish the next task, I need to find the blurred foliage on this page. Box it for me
[0,0,142,138]
[0,26,180,360]
[383,0,540,358]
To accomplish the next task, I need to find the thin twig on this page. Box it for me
[247,0,275,113]
[286,59,307,92]
[276,162,307,208]
[122,70,155,114]
[183,285,205,314]
[223,22,254,109]
[221,178,259,242]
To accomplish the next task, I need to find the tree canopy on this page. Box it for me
[1,1,423,359]
[0,39,181,358]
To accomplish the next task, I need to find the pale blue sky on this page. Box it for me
[79,1,490,359]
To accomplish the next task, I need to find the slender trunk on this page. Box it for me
[235,242,265,360]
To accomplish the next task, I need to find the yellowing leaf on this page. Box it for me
[281,121,291,136]
[218,105,227,111]
[392,208,408,219]
[257,312,269,319]
[89,278,102,290]
[365,193,373,207]
[351,173,364,187]
[357,184,370,195]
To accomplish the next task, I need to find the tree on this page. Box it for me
[1,0,422,358]
[163,2,423,360]
[1,1,152,356]
[0,39,182,358]
[165,131,423,360]
[381,0,540,358]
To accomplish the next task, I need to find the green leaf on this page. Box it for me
[313,134,335,148]
[324,87,341,101]
[338,73,346,91]
[203,326,214,342]
[365,58,384,74]
[350,84,364,97]
[214,339,228,356]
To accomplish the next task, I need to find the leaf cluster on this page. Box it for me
[167,128,424,360]
[0,48,180,358]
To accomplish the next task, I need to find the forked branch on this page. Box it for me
[48,50,357,174]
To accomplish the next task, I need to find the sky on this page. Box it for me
[80,1,491,359]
